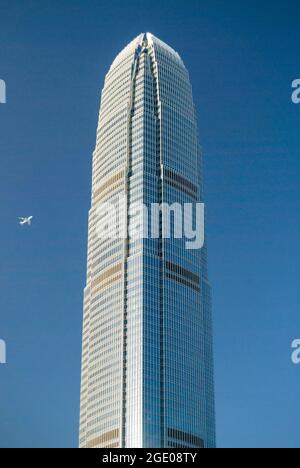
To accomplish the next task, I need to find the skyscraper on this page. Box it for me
[79,33,216,449]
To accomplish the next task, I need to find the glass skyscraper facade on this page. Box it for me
[79,33,216,449]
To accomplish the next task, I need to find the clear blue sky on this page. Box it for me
[0,0,299,448]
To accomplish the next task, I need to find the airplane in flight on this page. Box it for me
[19,216,33,226]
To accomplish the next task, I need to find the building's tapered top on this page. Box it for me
[109,32,185,72]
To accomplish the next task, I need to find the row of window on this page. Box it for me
[167,428,204,448]
[166,261,199,286]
